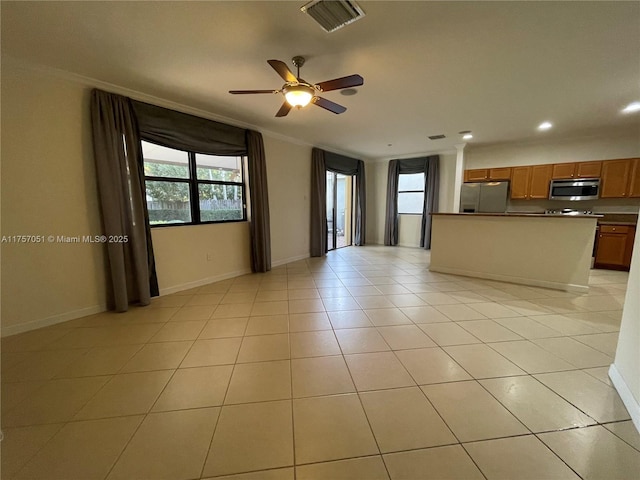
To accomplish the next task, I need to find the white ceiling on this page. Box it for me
[2,1,639,159]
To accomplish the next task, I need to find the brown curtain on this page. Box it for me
[310,148,327,257]
[246,130,271,272]
[90,89,159,312]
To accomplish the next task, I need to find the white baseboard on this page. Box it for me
[2,303,108,337]
[609,364,640,434]
[428,265,589,293]
[272,253,310,268]
[159,268,252,295]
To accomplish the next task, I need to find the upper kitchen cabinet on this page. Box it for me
[600,158,639,198]
[464,167,512,182]
[510,165,552,199]
[551,161,602,179]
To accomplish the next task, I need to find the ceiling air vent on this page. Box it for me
[301,0,365,33]
[429,134,446,140]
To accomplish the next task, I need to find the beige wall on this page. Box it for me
[1,61,312,335]
[610,209,640,431]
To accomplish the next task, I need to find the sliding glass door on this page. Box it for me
[326,171,354,251]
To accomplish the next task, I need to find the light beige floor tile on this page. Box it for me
[603,421,640,451]
[374,283,411,294]
[335,327,391,354]
[582,366,614,386]
[345,352,415,391]
[15,416,143,480]
[319,286,352,298]
[571,332,619,356]
[245,314,289,335]
[563,311,622,333]
[360,387,456,453]
[108,408,220,480]
[449,291,490,304]
[499,299,555,316]
[321,297,361,312]
[171,305,216,321]
[220,291,257,304]
[55,344,142,378]
[383,445,484,480]
[417,292,460,305]
[213,303,254,319]
[296,456,389,480]
[287,288,320,300]
[385,294,427,307]
[328,310,372,329]
[535,370,630,423]
[237,333,290,363]
[400,305,452,323]
[290,298,327,313]
[457,319,523,342]
[480,376,596,432]
[225,360,291,404]
[395,347,472,384]
[198,318,248,339]
[376,325,436,349]
[289,312,332,332]
[181,337,242,367]
[435,304,488,321]
[291,330,341,358]
[149,320,206,342]
[3,377,109,427]
[74,370,172,420]
[151,294,193,308]
[198,282,232,294]
[347,285,383,296]
[531,297,587,314]
[467,302,522,318]
[204,468,295,480]
[443,344,525,379]
[152,365,233,411]
[422,381,528,442]
[203,401,293,477]
[1,381,47,416]
[293,394,378,464]
[572,294,625,311]
[1,424,64,479]
[119,341,192,373]
[493,316,564,339]
[418,322,481,346]
[2,348,90,382]
[464,434,580,480]
[185,293,225,306]
[341,277,373,287]
[539,425,640,479]
[250,301,288,316]
[254,290,289,302]
[292,355,355,398]
[488,340,575,374]
[532,337,613,368]
[364,308,412,326]
[355,295,396,309]
[2,327,71,352]
[530,314,601,335]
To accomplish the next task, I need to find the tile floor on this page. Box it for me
[2,245,640,479]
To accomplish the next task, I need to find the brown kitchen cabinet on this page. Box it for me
[510,165,552,199]
[594,224,636,270]
[464,167,512,182]
[552,161,602,179]
[600,158,638,198]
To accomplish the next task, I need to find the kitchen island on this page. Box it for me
[430,213,600,293]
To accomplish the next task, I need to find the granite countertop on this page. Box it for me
[596,213,638,226]
[432,213,602,218]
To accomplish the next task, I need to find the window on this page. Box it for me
[142,141,246,226]
[398,173,425,214]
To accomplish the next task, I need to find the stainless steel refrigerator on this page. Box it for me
[459,182,509,213]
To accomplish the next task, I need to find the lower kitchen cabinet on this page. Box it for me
[594,224,636,270]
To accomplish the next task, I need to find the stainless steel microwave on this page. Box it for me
[549,178,600,201]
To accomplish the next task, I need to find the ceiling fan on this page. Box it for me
[229,56,364,117]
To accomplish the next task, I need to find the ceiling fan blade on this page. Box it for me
[275,101,293,117]
[316,74,364,92]
[229,90,278,94]
[268,59,298,83]
[313,96,347,114]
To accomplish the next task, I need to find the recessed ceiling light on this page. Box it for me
[538,121,553,131]
[622,102,640,114]
[462,134,473,140]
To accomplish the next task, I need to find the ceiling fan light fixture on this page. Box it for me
[284,84,315,107]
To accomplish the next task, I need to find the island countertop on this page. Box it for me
[432,212,603,218]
